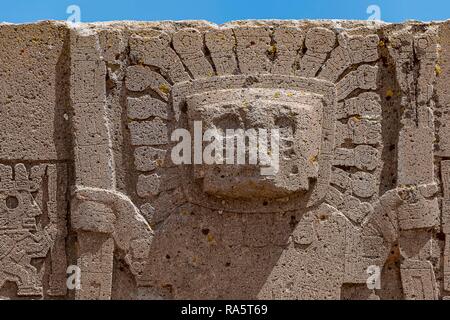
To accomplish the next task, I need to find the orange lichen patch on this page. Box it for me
[351,115,362,122]
[159,83,170,95]
[435,64,442,76]
[386,89,394,99]
[267,44,277,56]
[207,233,216,244]
[309,154,318,164]
[378,40,385,47]
[180,209,190,216]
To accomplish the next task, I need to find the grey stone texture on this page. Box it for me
[1,19,450,300]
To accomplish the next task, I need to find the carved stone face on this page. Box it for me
[0,189,41,231]
[172,74,336,209]
[186,87,324,199]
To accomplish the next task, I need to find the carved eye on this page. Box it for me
[213,113,242,131]
[275,115,296,158]
[5,195,19,210]
[275,115,296,135]
[366,35,379,47]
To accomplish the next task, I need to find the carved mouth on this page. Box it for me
[202,167,307,199]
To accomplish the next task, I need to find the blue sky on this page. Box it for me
[0,0,449,24]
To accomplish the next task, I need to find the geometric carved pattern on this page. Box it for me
[0,163,67,297]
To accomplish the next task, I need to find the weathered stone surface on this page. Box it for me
[1,19,450,300]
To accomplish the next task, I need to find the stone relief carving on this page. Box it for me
[0,163,67,297]
[69,28,153,300]
[1,20,450,300]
